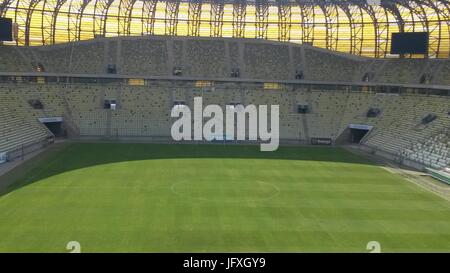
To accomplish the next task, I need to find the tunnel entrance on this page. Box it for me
[39,117,64,138]
[348,124,373,144]
[350,128,370,144]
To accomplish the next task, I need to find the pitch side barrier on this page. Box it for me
[3,137,54,163]
[426,168,450,185]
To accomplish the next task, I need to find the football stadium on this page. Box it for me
[0,0,449,254]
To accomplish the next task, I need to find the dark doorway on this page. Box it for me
[350,128,369,144]
[43,122,63,137]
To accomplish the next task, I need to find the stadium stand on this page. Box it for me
[364,95,450,154]
[1,78,448,164]
[111,86,171,137]
[375,59,426,84]
[244,42,291,80]
[1,36,448,85]
[400,129,450,170]
[0,46,31,72]
[303,48,361,82]
[184,40,228,78]
[0,88,50,154]
[120,39,168,76]
[33,42,105,74]
[0,36,449,172]
[433,61,450,85]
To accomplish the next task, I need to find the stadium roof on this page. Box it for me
[0,0,449,58]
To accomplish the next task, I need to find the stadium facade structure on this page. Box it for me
[0,0,449,58]
[0,35,449,173]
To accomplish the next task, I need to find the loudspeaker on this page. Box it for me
[422,113,437,124]
[367,108,381,117]
[297,104,309,114]
[231,68,240,78]
[106,64,116,74]
[173,67,182,76]
[29,99,43,109]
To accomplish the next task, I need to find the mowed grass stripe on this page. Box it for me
[5,184,447,210]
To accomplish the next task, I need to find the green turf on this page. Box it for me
[0,142,449,252]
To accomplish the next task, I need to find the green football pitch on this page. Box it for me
[0,142,449,252]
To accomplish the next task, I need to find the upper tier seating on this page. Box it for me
[184,40,228,78]
[2,36,448,85]
[34,42,105,74]
[304,48,362,82]
[120,39,168,76]
[375,59,426,84]
[244,43,291,80]
[0,46,31,72]
[433,61,450,85]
